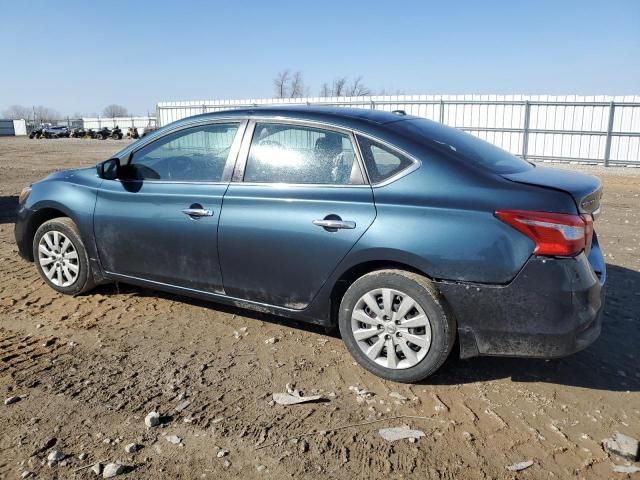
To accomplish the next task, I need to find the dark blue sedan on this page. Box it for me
[14,107,605,382]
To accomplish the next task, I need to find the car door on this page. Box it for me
[218,120,376,309]
[94,121,245,293]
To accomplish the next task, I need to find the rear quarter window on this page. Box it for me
[356,136,414,184]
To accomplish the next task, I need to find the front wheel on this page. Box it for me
[33,218,95,295]
[339,269,456,383]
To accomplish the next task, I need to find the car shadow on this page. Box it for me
[95,263,638,393]
[0,196,18,224]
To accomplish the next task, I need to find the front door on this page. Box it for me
[218,121,376,308]
[94,122,243,293]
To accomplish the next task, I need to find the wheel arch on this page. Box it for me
[329,259,437,322]
[22,206,71,261]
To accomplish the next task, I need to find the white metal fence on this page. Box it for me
[80,116,156,131]
[157,95,640,166]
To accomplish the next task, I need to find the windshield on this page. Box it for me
[392,118,533,174]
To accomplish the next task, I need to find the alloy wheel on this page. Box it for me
[38,230,80,287]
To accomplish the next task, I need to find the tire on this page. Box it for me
[33,218,95,295]
[338,269,456,383]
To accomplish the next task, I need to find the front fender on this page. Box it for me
[20,177,101,275]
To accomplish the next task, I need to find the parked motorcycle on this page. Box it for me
[111,126,123,140]
[29,127,44,139]
[127,127,139,139]
[70,128,87,138]
[95,127,112,140]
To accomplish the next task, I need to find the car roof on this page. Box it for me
[172,106,412,129]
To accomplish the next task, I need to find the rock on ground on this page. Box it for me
[47,449,65,465]
[144,411,160,428]
[613,465,640,474]
[379,425,426,442]
[603,432,639,461]
[174,400,191,413]
[272,392,323,405]
[103,462,126,478]
[125,443,141,454]
[506,460,534,471]
[4,396,21,405]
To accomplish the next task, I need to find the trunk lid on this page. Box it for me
[502,166,602,216]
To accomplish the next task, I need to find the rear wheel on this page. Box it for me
[33,218,94,295]
[339,269,455,383]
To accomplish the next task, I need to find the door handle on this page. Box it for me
[312,219,356,230]
[182,208,213,218]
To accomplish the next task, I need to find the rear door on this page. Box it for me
[94,121,245,293]
[218,121,376,309]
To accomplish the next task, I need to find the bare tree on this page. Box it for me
[332,77,348,97]
[289,71,305,98]
[103,104,129,117]
[273,70,291,98]
[2,104,31,120]
[347,76,371,96]
[319,82,331,97]
[33,106,61,123]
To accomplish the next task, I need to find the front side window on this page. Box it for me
[127,123,239,181]
[243,123,364,185]
[356,136,415,184]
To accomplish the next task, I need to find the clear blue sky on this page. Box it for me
[1,0,638,116]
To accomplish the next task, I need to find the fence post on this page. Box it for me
[439,99,445,123]
[521,101,531,160]
[603,101,615,167]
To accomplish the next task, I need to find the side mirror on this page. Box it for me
[97,158,120,180]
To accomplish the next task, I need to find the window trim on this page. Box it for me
[354,132,421,187]
[118,119,248,185]
[232,119,370,188]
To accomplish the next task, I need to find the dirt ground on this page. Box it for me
[0,136,639,479]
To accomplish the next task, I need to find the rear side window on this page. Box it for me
[356,136,414,184]
[243,123,365,185]
[392,118,533,174]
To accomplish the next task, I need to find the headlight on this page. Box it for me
[18,186,32,204]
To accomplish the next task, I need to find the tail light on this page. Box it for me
[495,209,593,257]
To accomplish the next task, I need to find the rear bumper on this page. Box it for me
[439,236,606,359]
